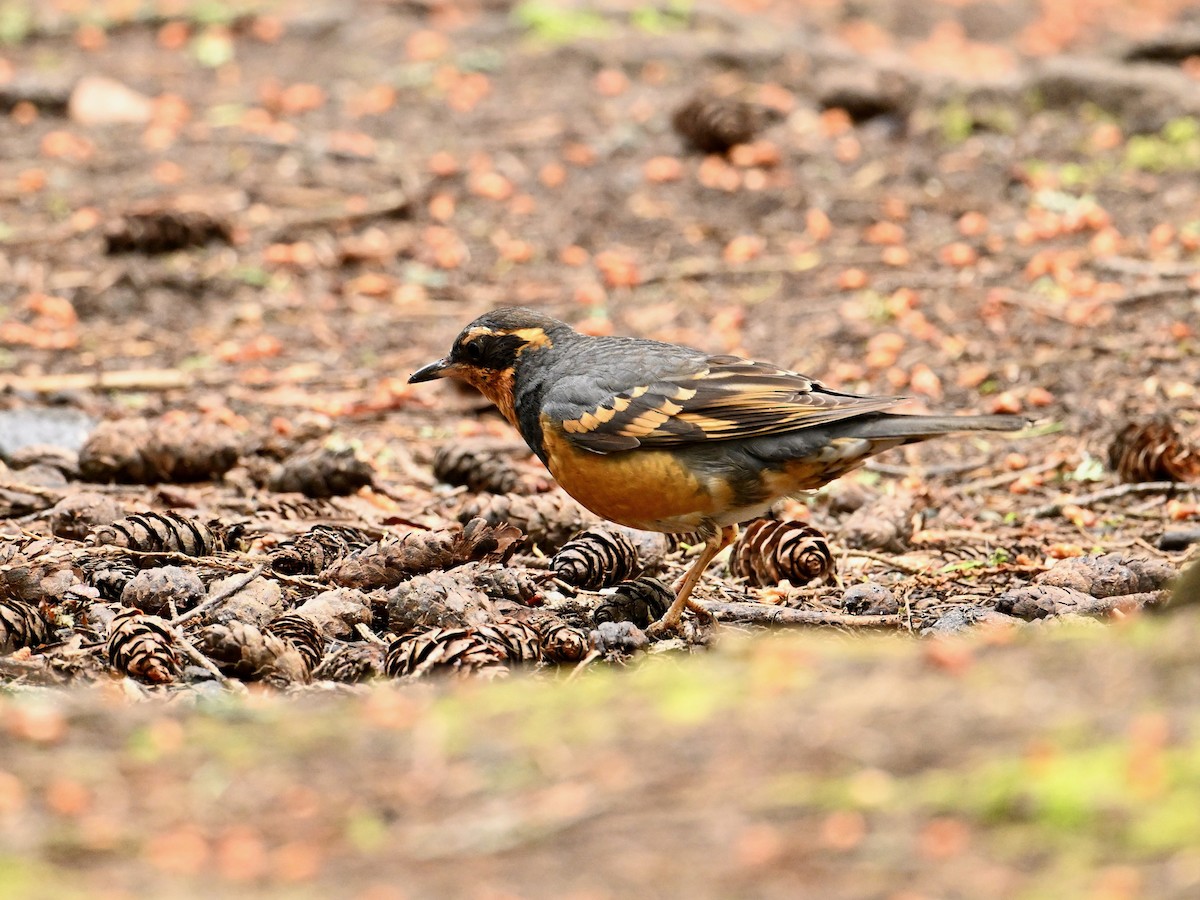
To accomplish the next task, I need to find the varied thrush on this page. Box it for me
[411,308,1024,636]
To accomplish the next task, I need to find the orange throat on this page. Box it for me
[458,366,520,428]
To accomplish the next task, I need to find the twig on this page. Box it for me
[171,629,243,690]
[0,480,67,501]
[699,600,901,627]
[1112,283,1198,306]
[1093,256,1200,278]
[841,550,930,575]
[1032,482,1194,518]
[268,188,413,242]
[355,622,387,646]
[0,368,197,394]
[171,564,266,627]
[959,459,1062,495]
[638,254,807,285]
[567,648,603,680]
[865,457,989,478]
[911,529,1001,546]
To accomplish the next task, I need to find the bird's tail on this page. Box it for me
[846,413,1028,441]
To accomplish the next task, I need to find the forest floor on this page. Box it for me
[2,0,1200,896]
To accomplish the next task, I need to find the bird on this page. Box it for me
[410,307,1025,636]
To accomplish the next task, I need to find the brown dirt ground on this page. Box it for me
[2,0,1200,897]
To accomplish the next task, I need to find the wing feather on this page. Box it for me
[550,356,898,454]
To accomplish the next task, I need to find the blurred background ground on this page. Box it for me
[1,0,1200,897]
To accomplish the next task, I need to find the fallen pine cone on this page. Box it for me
[592,577,673,629]
[79,416,242,484]
[120,565,206,616]
[267,613,325,672]
[197,621,308,685]
[528,614,591,664]
[672,92,768,154]
[479,620,543,664]
[432,441,544,494]
[88,511,224,557]
[552,527,640,590]
[264,446,375,498]
[270,524,375,575]
[104,208,233,255]
[106,608,180,684]
[458,491,597,551]
[589,620,649,656]
[387,563,540,633]
[0,597,50,653]
[384,626,508,679]
[47,492,126,541]
[312,642,385,682]
[387,567,497,633]
[1108,417,1200,483]
[293,587,373,639]
[206,572,285,628]
[730,519,836,587]
[1035,553,1176,597]
[0,538,83,605]
[323,518,522,590]
[82,556,139,602]
[837,582,898,615]
[839,490,920,551]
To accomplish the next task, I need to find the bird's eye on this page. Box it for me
[462,341,484,364]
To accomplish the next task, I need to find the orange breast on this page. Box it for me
[540,420,728,532]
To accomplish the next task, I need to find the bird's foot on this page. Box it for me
[646,612,682,640]
[646,598,715,640]
[686,596,714,625]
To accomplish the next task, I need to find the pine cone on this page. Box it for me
[730,519,836,587]
[432,441,541,494]
[839,490,919,551]
[197,620,308,685]
[0,598,50,653]
[478,620,543,664]
[106,608,180,684]
[8,444,80,479]
[104,209,233,255]
[266,613,325,672]
[0,538,83,605]
[120,565,206,616]
[589,620,649,656]
[323,518,522,590]
[384,626,508,678]
[47,492,126,541]
[79,416,241,483]
[592,577,673,628]
[552,527,639,590]
[87,511,223,556]
[672,92,764,154]
[207,572,285,628]
[387,568,491,632]
[529,614,591,664]
[270,524,375,575]
[293,587,373,639]
[264,446,375,497]
[1109,418,1200,483]
[83,557,140,601]
[312,642,385,682]
[838,583,897,615]
[458,491,597,551]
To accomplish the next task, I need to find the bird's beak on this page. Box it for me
[409,357,455,383]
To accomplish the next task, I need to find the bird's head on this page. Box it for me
[409,307,572,419]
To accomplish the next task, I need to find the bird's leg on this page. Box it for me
[647,525,738,638]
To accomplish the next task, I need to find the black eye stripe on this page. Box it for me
[457,333,526,369]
